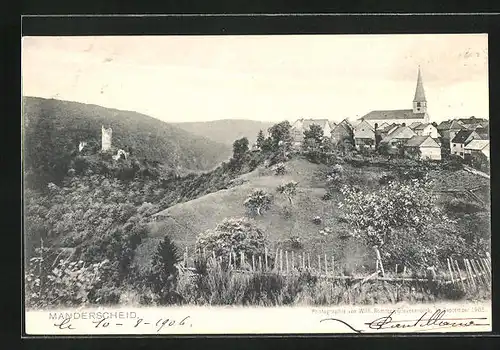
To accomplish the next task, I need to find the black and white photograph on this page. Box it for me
[22,33,491,334]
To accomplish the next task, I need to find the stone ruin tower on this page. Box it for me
[101,125,112,151]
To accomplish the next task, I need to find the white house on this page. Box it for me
[413,123,439,138]
[404,135,442,161]
[353,119,376,149]
[464,139,489,161]
[451,129,481,158]
[380,125,417,149]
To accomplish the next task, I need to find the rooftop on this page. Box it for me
[451,129,475,144]
[464,139,489,151]
[361,109,426,121]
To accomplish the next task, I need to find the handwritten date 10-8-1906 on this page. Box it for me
[53,315,192,332]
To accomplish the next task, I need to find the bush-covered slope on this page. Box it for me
[23,96,232,187]
[137,159,372,274]
[135,158,490,275]
[173,119,275,146]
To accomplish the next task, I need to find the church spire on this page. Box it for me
[413,66,426,102]
[412,66,427,117]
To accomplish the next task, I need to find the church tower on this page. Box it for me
[412,66,428,122]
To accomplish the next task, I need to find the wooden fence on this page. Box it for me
[178,247,491,291]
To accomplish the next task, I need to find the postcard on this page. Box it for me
[22,33,491,335]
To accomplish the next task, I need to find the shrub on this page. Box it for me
[339,179,456,269]
[276,181,298,205]
[244,189,273,216]
[273,163,287,175]
[195,217,267,268]
[25,256,109,308]
[312,216,322,225]
[288,235,303,249]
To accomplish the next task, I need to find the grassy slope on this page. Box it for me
[135,159,376,274]
[23,96,232,171]
[133,158,490,275]
[173,119,275,146]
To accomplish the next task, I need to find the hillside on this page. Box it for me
[23,97,232,186]
[134,158,374,274]
[173,119,275,146]
[133,157,491,275]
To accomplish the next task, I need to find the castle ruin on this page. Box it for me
[101,125,112,151]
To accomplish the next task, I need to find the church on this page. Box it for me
[358,67,430,128]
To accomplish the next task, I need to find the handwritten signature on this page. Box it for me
[53,316,192,332]
[320,309,489,333]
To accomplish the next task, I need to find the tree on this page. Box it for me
[405,146,422,160]
[303,124,324,145]
[268,121,293,152]
[378,142,390,156]
[148,235,182,302]
[301,124,325,162]
[276,181,298,205]
[232,137,249,161]
[244,189,273,216]
[195,217,267,267]
[256,130,265,149]
[339,179,454,268]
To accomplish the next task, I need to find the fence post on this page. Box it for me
[307,253,311,271]
[259,255,262,271]
[291,251,295,270]
[285,251,289,274]
[331,256,335,277]
[185,247,188,268]
[275,248,279,271]
[447,258,455,285]
[480,258,491,278]
[395,264,398,275]
[464,259,476,289]
[480,259,491,286]
[252,254,256,271]
[453,258,466,291]
[324,254,328,276]
[317,255,321,276]
[240,251,244,268]
[228,250,232,269]
[374,247,385,277]
[473,259,487,286]
[481,258,491,277]
[280,250,283,273]
[265,247,268,271]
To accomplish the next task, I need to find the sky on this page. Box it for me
[22,34,489,124]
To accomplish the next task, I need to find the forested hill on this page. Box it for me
[173,119,275,146]
[23,97,232,180]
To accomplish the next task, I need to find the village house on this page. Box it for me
[353,119,375,149]
[413,123,439,138]
[380,125,417,150]
[450,129,481,158]
[464,139,490,161]
[404,135,442,161]
[330,119,353,145]
[290,118,333,147]
[457,116,489,131]
[358,67,430,128]
[436,119,465,140]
